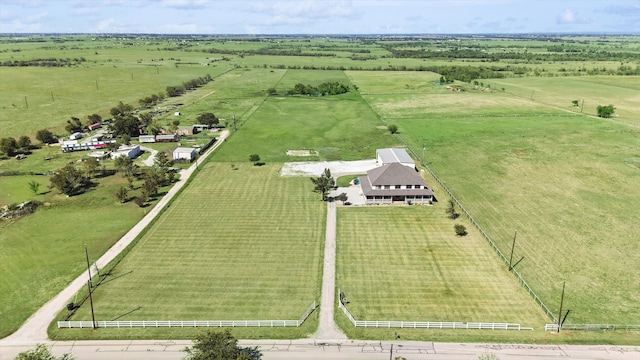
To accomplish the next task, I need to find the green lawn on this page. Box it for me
[351,71,640,324]
[52,163,325,338]
[336,206,549,325]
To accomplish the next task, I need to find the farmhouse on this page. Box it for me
[359,162,434,205]
[173,147,197,161]
[376,148,415,168]
[110,144,141,160]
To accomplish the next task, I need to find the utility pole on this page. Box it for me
[24,96,28,109]
[233,114,237,131]
[85,245,92,286]
[508,230,517,270]
[557,281,565,332]
[580,99,585,113]
[95,79,99,90]
[87,280,96,329]
[530,90,534,101]
[422,143,426,163]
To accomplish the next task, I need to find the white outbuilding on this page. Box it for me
[173,147,197,162]
[110,144,141,160]
[376,148,415,168]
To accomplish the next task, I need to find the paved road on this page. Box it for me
[0,131,229,345]
[312,200,347,340]
[2,339,639,360]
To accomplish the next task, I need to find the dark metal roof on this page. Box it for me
[360,163,433,197]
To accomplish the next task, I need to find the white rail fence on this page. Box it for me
[545,323,640,332]
[59,301,316,329]
[337,290,531,331]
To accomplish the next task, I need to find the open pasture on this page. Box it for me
[351,71,640,324]
[491,76,640,123]
[0,174,149,338]
[210,69,401,163]
[336,206,549,325]
[62,163,324,336]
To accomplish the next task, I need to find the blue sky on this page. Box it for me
[1,0,638,34]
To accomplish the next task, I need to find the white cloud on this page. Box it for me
[248,0,357,20]
[556,9,592,25]
[95,18,128,33]
[160,0,210,9]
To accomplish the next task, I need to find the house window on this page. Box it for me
[395,185,401,189]
[416,185,422,189]
[406,185,412,189]
[384,185,390,189]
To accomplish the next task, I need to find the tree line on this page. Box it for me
[166,74,213,97]
[0,57,86,67]
[282,81,351,96]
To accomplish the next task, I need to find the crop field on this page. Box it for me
[57,163,324,338]
[351,70,640,325]
[336,206,549,325]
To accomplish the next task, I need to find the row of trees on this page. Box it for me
[0,57,86,67]
[0,136,33,157]
[166,74,213,97]
[285,82,351,96]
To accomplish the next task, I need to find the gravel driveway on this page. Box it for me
[280,159,377,177]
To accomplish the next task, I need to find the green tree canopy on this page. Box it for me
[596,104,615,118]
[0,137,18,156]
[50,164,87,196]
[36,129,57,144]
[310,168,335,200]
[197,112,219,126]
[184,330,262,360]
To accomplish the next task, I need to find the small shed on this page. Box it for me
[88,123,102,131]
[173,147,197,162]
[176,126,194,136]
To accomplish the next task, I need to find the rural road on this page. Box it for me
[1,339,639,360]
[0,131,229,345]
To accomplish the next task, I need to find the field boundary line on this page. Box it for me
[545,323,640,332]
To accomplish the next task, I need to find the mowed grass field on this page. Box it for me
[350,71,640,325]
[56,163,325,338]
[336,206,549,325]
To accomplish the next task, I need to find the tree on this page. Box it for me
[114,186,128,203]
[388,124,398,134]
[50,164,87,196]
[110,101,134,118]
[196,112,219,126]
[184,329,262,360]
[28,180,41,195]
[0,137,18,156]
[596,104,615,118]
[571,100,580,107]
[65,117,83,134]
[15,343,75,360]
[267,87,277,95]
[249,154,260,166]
[18,135,32,150]
[454,224,468,236]
[141,177,158,200]
[87,113,102,125]
[83,157,100,178]
[111,114,140,137]
[36,129,57,144]
[445,199,459,219]
[310,168,335,200]
[114,156,134,177]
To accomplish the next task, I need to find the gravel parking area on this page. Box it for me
[280,159,377,177]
